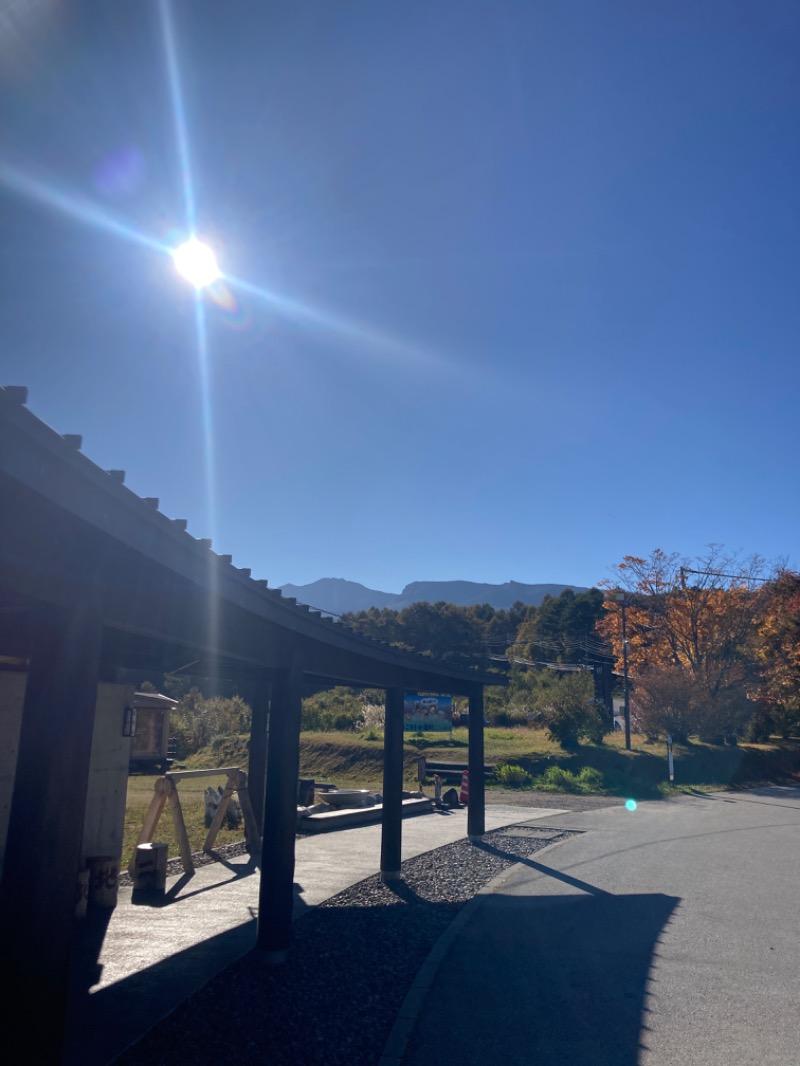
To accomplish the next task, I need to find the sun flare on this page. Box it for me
[173,237,221,289]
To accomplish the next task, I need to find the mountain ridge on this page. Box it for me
[278,577,590,615]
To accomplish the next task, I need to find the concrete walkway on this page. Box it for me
[400,787,800,1066]
[63,802,567,1065]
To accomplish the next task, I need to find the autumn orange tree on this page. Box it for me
[599,547,772,740]
[751,570,800,738]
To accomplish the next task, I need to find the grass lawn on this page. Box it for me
[124,771,249,867]
[122,727,800,863]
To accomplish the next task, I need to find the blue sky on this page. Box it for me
[1,0,798,593]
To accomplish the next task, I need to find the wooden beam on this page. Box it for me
[256,652,303,959]
[167,782,195,874]
[166,767,242,780]
[0,601,102,1061]
[380,684,405,881]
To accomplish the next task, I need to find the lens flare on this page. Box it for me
[173,237,221,289]
[206,279,250,330]
[93,145,146,198]
[625,799,638,812]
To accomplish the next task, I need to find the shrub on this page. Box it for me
[539,765,579,792]
[494,763,531,787]
[764,703,800,740]
[492,709,532,727]
[577,766,605,791]
[301,687,365,732]
[537,672,609,749]
[361,701,386,731]
[170,690,252,758]
[534,765,606,794]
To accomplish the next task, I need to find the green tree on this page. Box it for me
[514,588,605,662]
[536,671,607,748]
[344,601,489,665]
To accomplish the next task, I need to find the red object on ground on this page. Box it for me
[459,770,469,805]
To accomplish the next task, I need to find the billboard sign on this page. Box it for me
[404,692,453,733]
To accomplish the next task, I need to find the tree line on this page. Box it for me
[341,587,607,667]
[600,547,800,743]
[147,547,799,753]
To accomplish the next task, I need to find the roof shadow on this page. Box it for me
[63,876,310,1066]
[407,889,679,1066]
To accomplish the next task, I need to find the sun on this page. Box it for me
[172,237,221,289]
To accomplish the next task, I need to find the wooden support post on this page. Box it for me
[256,652,303,960]
[380,684,405,882]
[133,766,260,875]
[167,781,195,874]
[247,673,270,837]
[235,771,261,855]
[202,770,260,855]
[0,602,102,1062]
[467,687,486,840]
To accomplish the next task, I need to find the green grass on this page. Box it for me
[123,727,800,862]
[180,727,800,797]
[484,732,800,800]
[124,772,247,867]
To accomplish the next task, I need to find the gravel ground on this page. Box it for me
[115,825,577,1066]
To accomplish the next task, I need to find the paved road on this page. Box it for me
[402,787,800,1066]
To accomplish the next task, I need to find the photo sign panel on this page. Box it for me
[403,693,453,733]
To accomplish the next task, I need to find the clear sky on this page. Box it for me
[1,0,798,593]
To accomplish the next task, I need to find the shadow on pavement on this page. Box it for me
[476,839,611,896]
[406,890,680,1066]
[63,879,309,1066]
[110,896,466,1066]
[64,918,260,1066]
[694,785,800,810]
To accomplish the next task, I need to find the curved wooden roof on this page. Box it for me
[0,386,501,694]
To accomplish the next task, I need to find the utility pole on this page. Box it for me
[615,592,632,751]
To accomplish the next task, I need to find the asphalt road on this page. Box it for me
[402,787,800,1066]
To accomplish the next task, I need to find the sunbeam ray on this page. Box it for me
[193,292,217,538]
[0,159,167,255]
[193,291,219,682]
[226,272,448,370]
[159,0,221,656]
[158,0,196,232]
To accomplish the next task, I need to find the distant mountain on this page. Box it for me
[277,577,398,615]
[278,577,589,616]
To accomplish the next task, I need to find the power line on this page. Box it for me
[680,567,770,585]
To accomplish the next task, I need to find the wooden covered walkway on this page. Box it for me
[0,386,500,1061]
